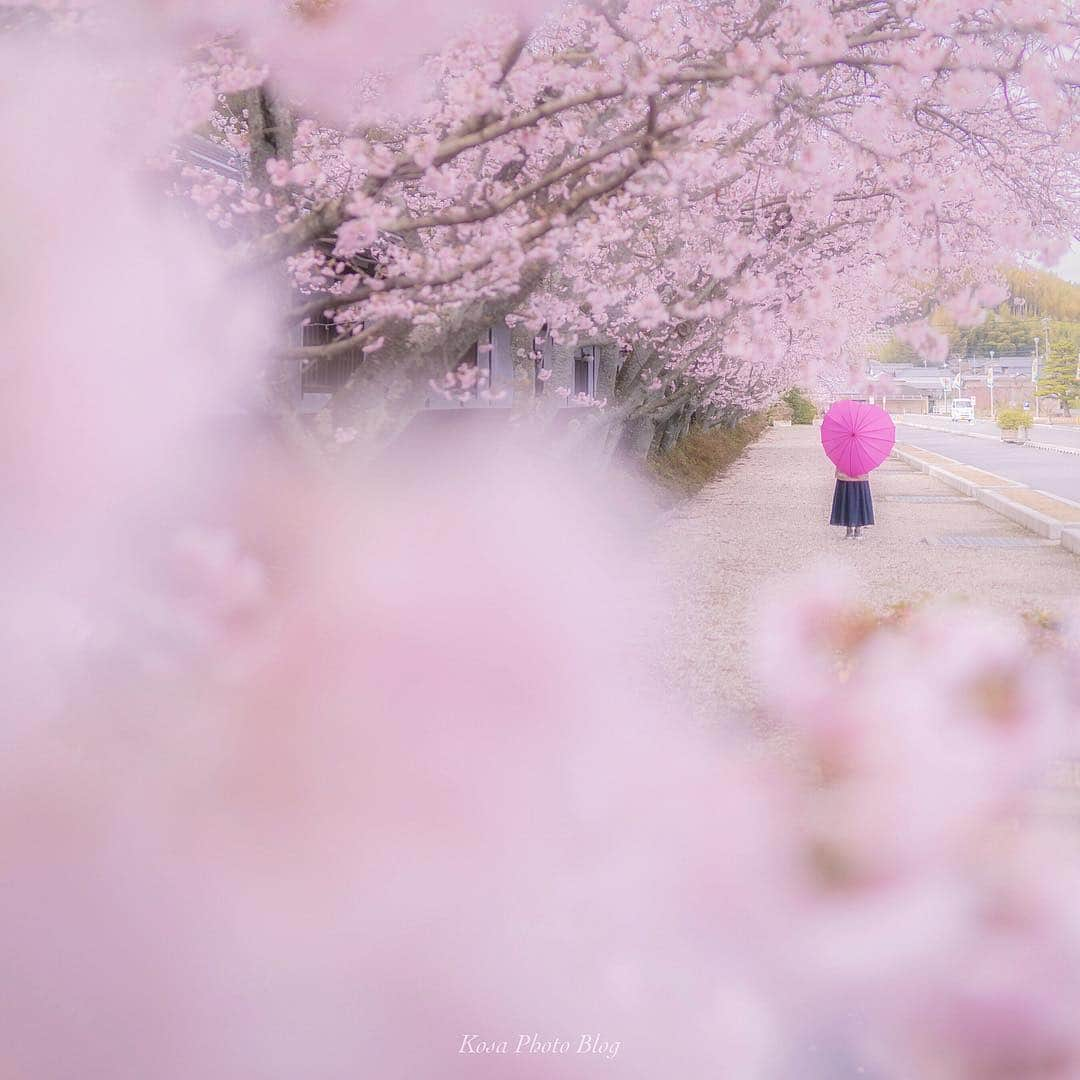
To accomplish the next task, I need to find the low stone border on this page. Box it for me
[892,445,1080,554]
[977,489,1066,541]
[892,446,1021,497]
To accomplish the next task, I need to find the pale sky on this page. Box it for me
[1049,242,1080,284]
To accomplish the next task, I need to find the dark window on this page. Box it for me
[300,321,364,393]
[456,340,479,370]
[450,333,493,402]
[573,345,596,397]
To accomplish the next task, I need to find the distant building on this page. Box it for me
[177,133,244,180]
[862,362,951,413]
[958,354,1037,378]
[863,354,1050,416]
[867,362,952,387]
[951,355,1042,416]
[423,325,515,411]
[954,372,1035,415]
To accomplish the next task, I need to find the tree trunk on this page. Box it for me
[244,85,295,186]
[610,413,655,462]
[652,409,685,456]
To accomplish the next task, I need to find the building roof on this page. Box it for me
[958,371,1032,382]
[868,363,952,391]
[176,133,243,180]
[869,363,951,375]
[961,355,1036,371]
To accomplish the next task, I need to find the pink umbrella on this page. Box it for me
[820,400,896,475]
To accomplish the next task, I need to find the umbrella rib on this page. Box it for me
[850,408,876,436]
[840,442,856,476]
[860,419,894,435]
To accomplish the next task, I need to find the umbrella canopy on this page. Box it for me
[820,400,896,475]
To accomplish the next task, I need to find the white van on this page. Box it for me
[950,397,975,422]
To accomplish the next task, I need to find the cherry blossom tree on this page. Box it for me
[144,0,1079,452]
[5,0,1078,453]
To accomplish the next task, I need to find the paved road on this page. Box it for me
[902,414,1080,450]
[895,421,1080,503]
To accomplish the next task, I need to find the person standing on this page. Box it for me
[830,467,874,538]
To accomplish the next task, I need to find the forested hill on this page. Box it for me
[879,268,1080,364]
[1004,267,1080,322]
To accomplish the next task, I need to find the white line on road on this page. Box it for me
[895,419,1080,456]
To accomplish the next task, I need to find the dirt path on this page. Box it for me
[656,424,1080,728]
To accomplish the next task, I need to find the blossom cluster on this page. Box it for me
[129,0,1080,431]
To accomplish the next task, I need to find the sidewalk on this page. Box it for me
[894,443,1080,545]
[657,424,1080,727]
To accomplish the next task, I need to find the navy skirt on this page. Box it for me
[830,479,874,527]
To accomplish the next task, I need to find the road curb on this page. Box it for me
[891,448,1018,498]
[976,489,1064,540]
[891,447,1079,552]
[925,463,1018,498]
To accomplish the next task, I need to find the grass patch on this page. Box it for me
[648,414,769,499]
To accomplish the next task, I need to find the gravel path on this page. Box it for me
[657,424,1080,728]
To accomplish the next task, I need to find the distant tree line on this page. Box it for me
[1004,266,1080,321]
[877,269,1080,359]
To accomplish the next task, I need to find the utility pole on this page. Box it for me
[988,350,995,420]
[1033,336,1040,420]
[1042,317,1051,425]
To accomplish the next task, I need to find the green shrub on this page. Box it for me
[768,400,794,423]
[996,407,1032,433]
[782,387,817,424]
